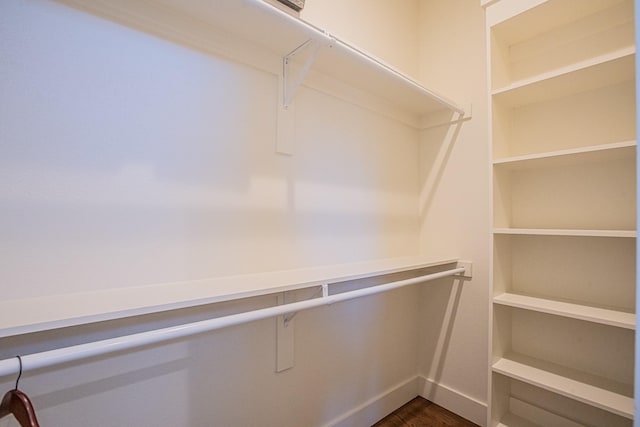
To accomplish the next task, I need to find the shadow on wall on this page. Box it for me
[416,110,468,399]
[420,276,466,400]
[419,111,465,218]
[33,358,190,411]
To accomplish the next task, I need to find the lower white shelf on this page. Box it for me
[497,397,585,427]
[493,354,634,419]
[493,293,635,329]
[497,413,541,427]
[0,256,459,338]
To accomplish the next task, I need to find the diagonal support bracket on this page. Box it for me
[275,285,328,372]
[276,291,296,372]
[276,35,333,155]
[283,39,323,109]
[283,284,327,326]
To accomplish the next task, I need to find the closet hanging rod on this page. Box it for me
[0,266,466,378]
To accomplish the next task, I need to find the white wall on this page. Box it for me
[301,0,421,79]
[303,2,492,423]
[0,0,421,299]
[0,0,437,426]
[416,0,490,424]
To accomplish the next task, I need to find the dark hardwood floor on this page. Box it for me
[372,396,479,427]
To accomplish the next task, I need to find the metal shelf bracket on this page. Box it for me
[276,35,333,155]
[282,39,323,109]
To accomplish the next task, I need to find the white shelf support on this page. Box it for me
[276,35,333,155]
[277,282,327,371]
[282,39,325,109]
[457,261,473,278]
[276,291,295,372]
[282,286,324,326]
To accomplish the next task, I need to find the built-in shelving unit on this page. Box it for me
[486,0,636,425]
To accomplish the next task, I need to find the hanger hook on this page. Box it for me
[14,355,22,390]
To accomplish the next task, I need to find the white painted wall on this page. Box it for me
[0,0,421,299]
[0,0,444,426]
[303,2,492,423]
[416,0,490,424]
[301,0,421,79]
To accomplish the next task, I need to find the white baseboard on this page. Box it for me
[321,375,488,427]
[323,376,421,427]
[419,376,488,426]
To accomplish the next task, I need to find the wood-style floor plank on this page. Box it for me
[371,396,479,427]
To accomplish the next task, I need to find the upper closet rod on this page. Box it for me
[0,266,466,378]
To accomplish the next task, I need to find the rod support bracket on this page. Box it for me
[456,261,473,278]
[277,291,296,372]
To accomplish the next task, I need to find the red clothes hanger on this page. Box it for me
[0,389,40,427]
[0,356,40,427]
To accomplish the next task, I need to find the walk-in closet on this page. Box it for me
[0,0,636,426]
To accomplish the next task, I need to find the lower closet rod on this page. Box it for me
[0,266,465,378]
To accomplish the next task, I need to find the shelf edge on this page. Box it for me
[494,293,635,329]
[493,228,637,238]
[491,46,636,97]
[492,357,634,419]
[493,140,637,166]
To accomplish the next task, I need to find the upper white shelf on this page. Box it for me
[493,141,637,170]
[494,228,637,238]
[488,0,629,40]
[492,47,635,108]
[64,0,463,119]
[494,293,635,330]
[0,256,458,339]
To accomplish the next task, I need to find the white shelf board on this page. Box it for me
[499,397,586,427]
[490,0,629,45]
[497,413,541,427]
[493,141,637,170]
[481,0,501,7]
[493,354,634,419]
[0,256,458,338]
[494,293,635,329]
[492,47,635,107]
[493,228,637,238]
[63,0,463,119]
